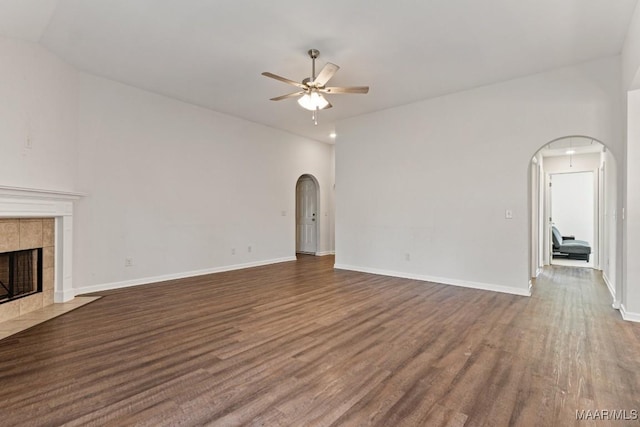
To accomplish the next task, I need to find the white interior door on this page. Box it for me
[296,176,317,254]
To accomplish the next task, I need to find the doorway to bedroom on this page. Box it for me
[549,171,595,268]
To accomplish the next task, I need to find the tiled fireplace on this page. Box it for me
[0,218,54,321]
[0,186,82,323]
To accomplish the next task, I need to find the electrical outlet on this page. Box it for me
[124,258,133,267]
[505,209,513,219]
[231,248,236,255]
[25,136,33,149]
[248,245,252,253]
[405,253,411,261]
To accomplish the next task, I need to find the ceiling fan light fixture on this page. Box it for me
[262,48,369,125]
[297,91,329,111]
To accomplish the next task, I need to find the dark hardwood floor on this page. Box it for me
[1,256,639,426]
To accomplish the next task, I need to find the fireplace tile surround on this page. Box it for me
[0,218,53,322]
[0,186,83,323]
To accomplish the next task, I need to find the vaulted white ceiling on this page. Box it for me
[1,0,638,143]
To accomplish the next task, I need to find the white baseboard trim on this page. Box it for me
[74,256,297,296]
[316,251,335,256]
[333,264,531,297]
[620,304,640,323]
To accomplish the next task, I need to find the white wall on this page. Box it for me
[624,88,640,319]
[74,73,334,292]
[336,57,622,295]
[550,172,594,246]
[623,1,640,90]
[328,145,336,254]
[621,1,640,320]
[0,35,336,295]
[0,36,78,190]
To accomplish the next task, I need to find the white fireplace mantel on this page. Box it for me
[0,185,85,302]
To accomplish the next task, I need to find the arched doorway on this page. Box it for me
[296,174,319,255]
[528,136,618,302]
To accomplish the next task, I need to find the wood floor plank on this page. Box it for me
[0,256,639,426]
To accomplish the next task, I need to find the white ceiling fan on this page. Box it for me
[262,49,369,125]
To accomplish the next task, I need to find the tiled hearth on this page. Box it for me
[0,296,100,340]
[0,218,55,322]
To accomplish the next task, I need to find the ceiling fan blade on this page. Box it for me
[323,101,332,109]
[270,91,305,101]
[313,63,339,86]
[322,86,369,94]
[262,72,305,88]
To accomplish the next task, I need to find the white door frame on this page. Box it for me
[530,157,543,278]
[543,172,552,265]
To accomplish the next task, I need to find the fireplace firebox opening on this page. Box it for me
[0,248,43,304]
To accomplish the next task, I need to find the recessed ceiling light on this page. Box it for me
[566,149,576,155]
[329,132,337,138]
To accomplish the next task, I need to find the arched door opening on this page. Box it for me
[296,174,319,255]
[529,136,618,300]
